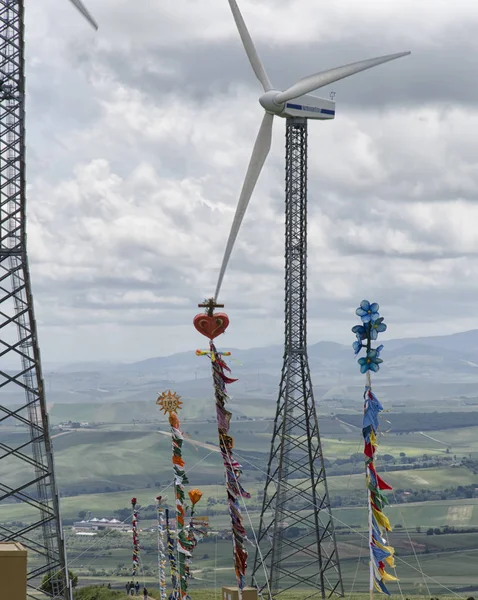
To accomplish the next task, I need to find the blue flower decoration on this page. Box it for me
[358,349,383,374]
[351,324,368,354]
[356,300,380,324]
[352,324,367,340]
[352,300,387,371]
[370,317,387,340]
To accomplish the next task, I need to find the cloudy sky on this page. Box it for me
[24,0,478,363]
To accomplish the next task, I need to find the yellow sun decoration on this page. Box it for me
[156,390,183,414]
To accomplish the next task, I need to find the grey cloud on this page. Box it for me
[93,27,478,110]
[330,241,478,261]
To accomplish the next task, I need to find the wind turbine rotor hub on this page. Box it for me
[259,90,285,116]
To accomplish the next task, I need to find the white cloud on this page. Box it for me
[13,0,478,363]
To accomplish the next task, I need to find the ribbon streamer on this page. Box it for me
[197,340,250,590]
[156,496,167,600]
[165,508,178,590]
[352,300,397,596]
[131,497,140,578]
[169,410,192,599]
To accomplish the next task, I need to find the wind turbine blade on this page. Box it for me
[276,52,410,103]
[215,111,274,299]
[227,0,272,92]
[68,0,99,30]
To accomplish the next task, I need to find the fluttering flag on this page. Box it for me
[352,300,397,596]
[194,298,250,591]
[157,390,204,600]
[131,497,140,577]
[156,496,167,600]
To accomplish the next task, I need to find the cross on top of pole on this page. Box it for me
[197,297,224,317]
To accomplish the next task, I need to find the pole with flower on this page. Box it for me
[184,489,208,582]
[353,300,397,597]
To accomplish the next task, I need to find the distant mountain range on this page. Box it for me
[56,328,478,373]
[4,329,478,417]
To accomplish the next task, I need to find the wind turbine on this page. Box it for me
[214,1,410,597]
[69,0,98,29]
[215,0,409,295]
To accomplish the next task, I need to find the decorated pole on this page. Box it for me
[156,496,167,600]
[194,298,250,591]
[131,497,140,579]
[157,390,197,600]
[165,507,178,591]
[352,300,397,597]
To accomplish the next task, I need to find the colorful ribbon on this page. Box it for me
[197,341,250,590]
[168,409,193,599]
[131,497,140,577]
[156,496,167,600]
[165,508,178,590]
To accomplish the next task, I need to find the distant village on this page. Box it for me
[57,421,95,430]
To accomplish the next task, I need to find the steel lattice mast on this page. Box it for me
[250,118,343,599]
[0,1,95,598]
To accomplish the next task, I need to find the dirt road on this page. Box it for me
[157,430,219,453]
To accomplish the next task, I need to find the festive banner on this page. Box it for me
[156,495,167,600]
[352,300,397,596]
[131,497,140,578]
[194,298,250,590]
[157,390,203,600]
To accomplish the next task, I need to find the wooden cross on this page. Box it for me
[198,297,224,317]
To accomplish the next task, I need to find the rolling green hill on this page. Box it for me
[4,394,478,595]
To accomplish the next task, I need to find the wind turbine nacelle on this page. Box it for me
[282,94,335,120]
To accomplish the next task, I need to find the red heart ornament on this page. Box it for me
[193,313,230,340]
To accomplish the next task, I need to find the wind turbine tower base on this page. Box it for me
[251,118,344,599]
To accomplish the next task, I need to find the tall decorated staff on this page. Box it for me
[156,496,167,600]
[353,300,397,597]
[157,390,200,600]
[194,298,250,591]
[131,497,140,578]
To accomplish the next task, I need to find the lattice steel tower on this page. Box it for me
[0,2,96,598]
[251,119,344,599]
[220,4,409,596]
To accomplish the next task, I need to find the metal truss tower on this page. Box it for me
[251,118,344,600]
[0,1,69,598]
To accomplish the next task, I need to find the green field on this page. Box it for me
[5,406,478,596]
[4,421,476,497]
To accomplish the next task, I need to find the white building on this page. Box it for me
[73,518,129,532]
